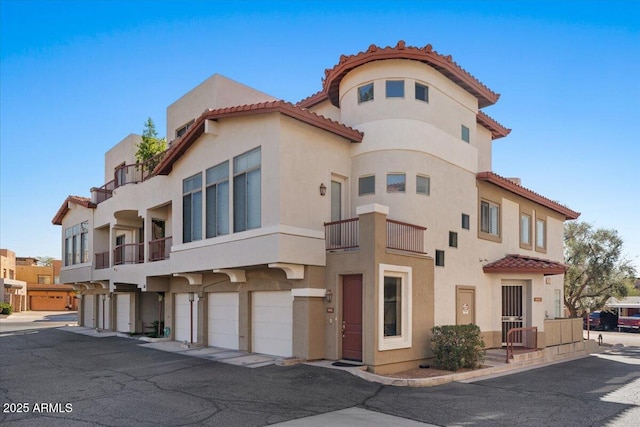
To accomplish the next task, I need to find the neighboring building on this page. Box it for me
[53,42,581,373]
[1,249,27,312]
[15,258,76,311]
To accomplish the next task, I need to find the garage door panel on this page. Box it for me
[208,293,238,350]
[84,295,95,327]
[252,291,292,357]
[116,294,131,333]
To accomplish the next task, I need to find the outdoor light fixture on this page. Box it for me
[158,293,164,302]
[319,183,326,196]
[188,292,194,302]
[325,289,333,303]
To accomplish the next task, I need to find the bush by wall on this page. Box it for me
[431,324,485,371]
[0,302,14,315]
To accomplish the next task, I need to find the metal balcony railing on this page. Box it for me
[149,236,172,262]
[324,218,426,254]
[92,151,166,204]
[95,252,110,269]
[113,243,144,265]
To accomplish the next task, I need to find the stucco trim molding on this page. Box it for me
[290,288,327,298]
[268,263,305,280]
[173,273,203,286]
[356,203,389,216]
[213,269,246,283]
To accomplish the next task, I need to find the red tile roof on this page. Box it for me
[52,196,96,225]
[155,100,363,175]
[483,254,567,275]
[477,171,580,220]
[477,111,511,140]
[322,41,500,108]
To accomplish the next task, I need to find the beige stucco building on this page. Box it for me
[1,249,27,312]
[53,42,581,373]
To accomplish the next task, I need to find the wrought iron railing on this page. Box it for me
[324,218,427,253]
[324,218,359,250]
[149,236,172,262]
[113,243,144,265]
[95,252,110,269]
[93,151,166,204]
[386,219,426,253]
[506,326,538,362]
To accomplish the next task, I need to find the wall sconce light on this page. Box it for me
[319,183,326,196]
[158,293,164,302]
[188,292,194,302]
[325,290,333,303]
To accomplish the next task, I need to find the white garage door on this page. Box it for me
[208,293,239,350]
[116,294,132,332]
[175,293,198,343]
[97,296,111,330]
[252,291,293,357]
[83,295,95,328]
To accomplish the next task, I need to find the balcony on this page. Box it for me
[325,218,426,254]
[95,252,110,269]
[149,236,172,262]
[113,243,144,265]
[91,151,166,204]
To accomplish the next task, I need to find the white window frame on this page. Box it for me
[480,200,500,236]
[520,213,532,246]
[536,218,547,250]
[378,264,412,351]
[416,175,430,196]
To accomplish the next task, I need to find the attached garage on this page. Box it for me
[207,292,239,349]
[175,293,198,343]
[30,295,66,311]
[252,291,293,357]
[83,295,95,327]
[115,293,132,333]
[27,284,76,311]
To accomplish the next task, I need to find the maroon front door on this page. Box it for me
[342,274,363,361]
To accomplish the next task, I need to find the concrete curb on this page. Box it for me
[351,341,610,387]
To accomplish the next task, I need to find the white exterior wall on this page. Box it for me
[166,74,276,142]
[104,134,140,182]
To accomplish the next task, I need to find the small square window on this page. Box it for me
[435,250,445,267]
[449,232,458,248]
[461,125,470,143]
[416,175,430,195]
[415,83,429,102]
[358,83,374,103]
[358,175,375,196]
[386,80,404,98]
[462,214,470,230]
[387,174,406,193]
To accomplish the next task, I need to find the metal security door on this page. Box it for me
[502,285,524,345]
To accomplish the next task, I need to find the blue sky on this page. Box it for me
[1,0,639,271]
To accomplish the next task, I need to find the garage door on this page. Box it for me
[252,291,293,357]
[116,293,132,333]
[208,293,239,349]
[30,296,66,311]
[175,293,198,343]
[83,295,95,328]
[97,296,110,330]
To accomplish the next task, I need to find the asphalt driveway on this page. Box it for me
[0,319,638,426]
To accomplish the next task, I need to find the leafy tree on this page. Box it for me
[564,222,636,318]
[36,256,54,266]
[135,118,166,172]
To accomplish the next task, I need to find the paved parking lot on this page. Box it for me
[0,314,638,426]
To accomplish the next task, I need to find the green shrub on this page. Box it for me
[0,302,14,315]
[145,320,165,338]
[431,324,485,371]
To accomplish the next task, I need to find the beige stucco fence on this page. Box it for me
[544,318,583,347]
